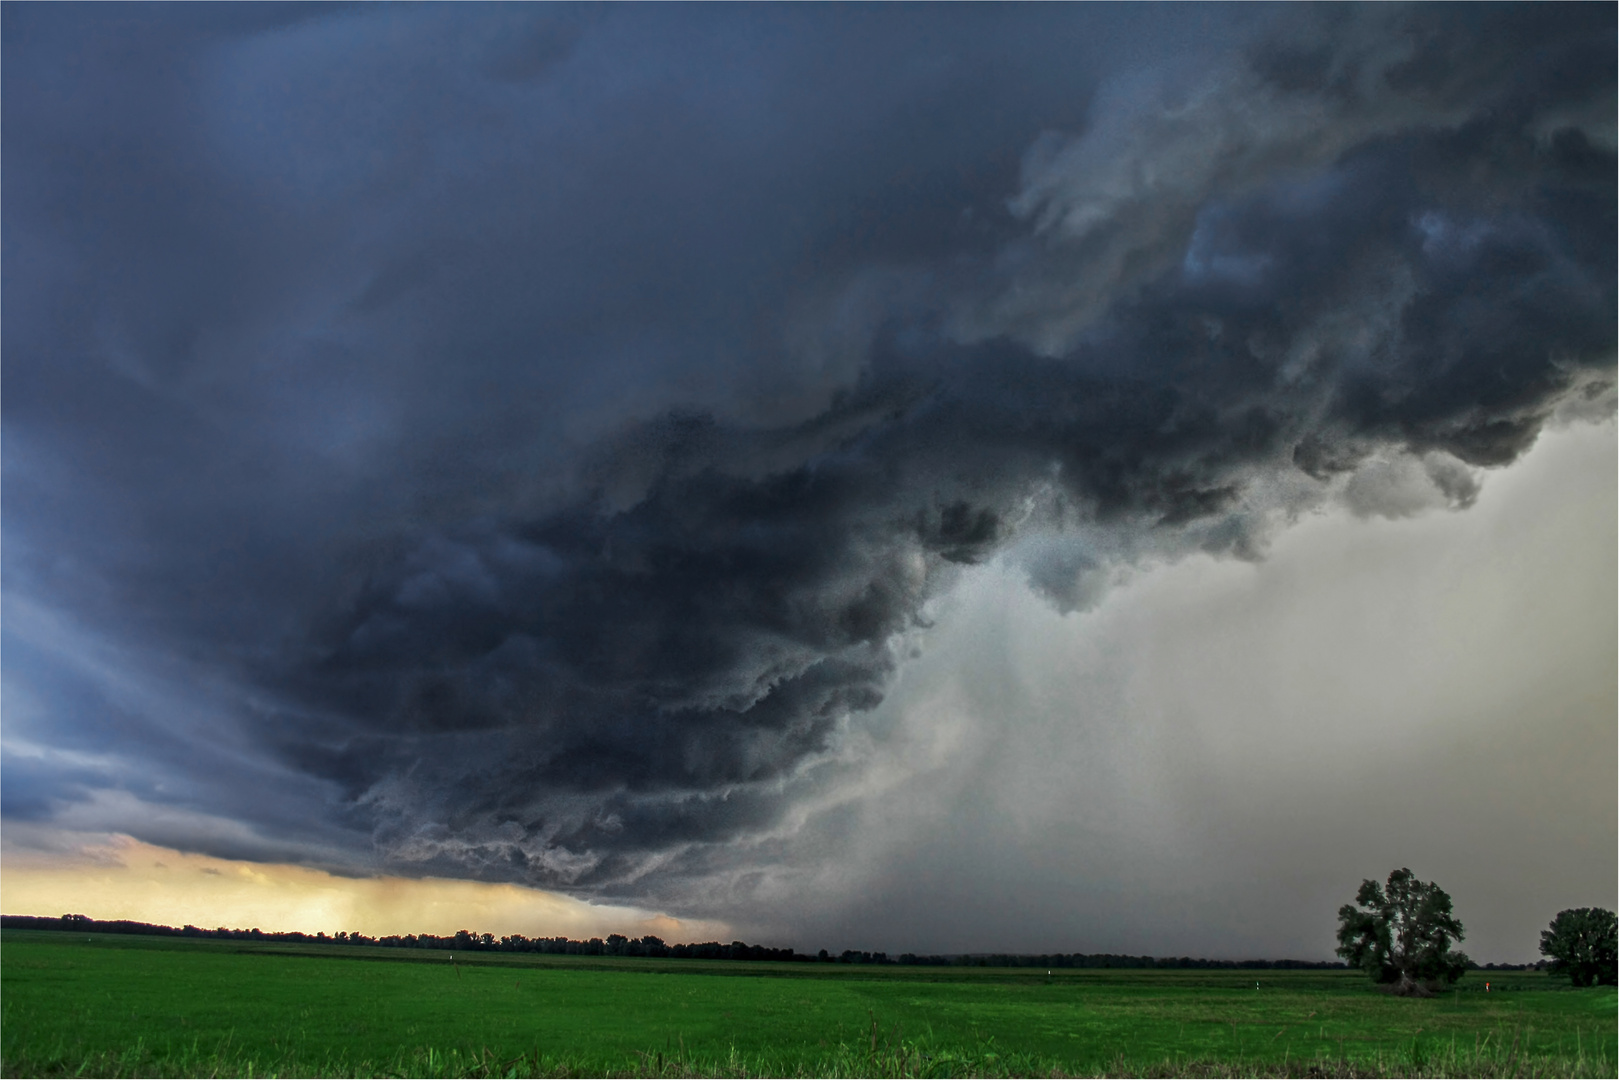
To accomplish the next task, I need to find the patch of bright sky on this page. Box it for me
[0,832,727,943]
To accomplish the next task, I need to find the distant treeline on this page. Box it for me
[0,913,1542,970]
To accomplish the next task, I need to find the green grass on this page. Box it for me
[2,929,1614,1077]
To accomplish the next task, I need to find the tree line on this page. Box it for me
[3,913,1355,969]
[11,891,1605,982]
[1,915,795,963]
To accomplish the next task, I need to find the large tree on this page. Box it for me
[1336,868,1470,995]
[1539,908,1618,987]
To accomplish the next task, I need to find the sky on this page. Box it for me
[3,2,1614,963]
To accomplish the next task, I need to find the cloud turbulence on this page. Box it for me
[4,4,1614,940]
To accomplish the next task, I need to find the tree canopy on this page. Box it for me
[1335,868,1469,995]
[1539,908,1618,987]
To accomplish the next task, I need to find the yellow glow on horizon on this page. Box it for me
[0,834,729,942]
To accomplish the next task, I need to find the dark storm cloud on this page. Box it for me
[3,4,1613,896]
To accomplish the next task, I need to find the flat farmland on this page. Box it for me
[2,930,1613,1078]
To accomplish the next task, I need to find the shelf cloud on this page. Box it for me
[4,4,1613,945]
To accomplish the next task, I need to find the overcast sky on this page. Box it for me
[3,2,1614,961]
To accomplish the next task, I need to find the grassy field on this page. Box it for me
[2,929,1613,1078]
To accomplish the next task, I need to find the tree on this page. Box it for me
[1539,908,1617,987]
[1336,868,1470,995]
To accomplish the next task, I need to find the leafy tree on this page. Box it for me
[1336,868,1469,995]
[1539,908,1617,987]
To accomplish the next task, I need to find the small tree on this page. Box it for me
[1539,908,1617,987]
[1336,868,1469,995]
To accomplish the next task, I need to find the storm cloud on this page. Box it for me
[4,3,1614,919]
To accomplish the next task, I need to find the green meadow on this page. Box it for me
[2,929,1613,1078]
